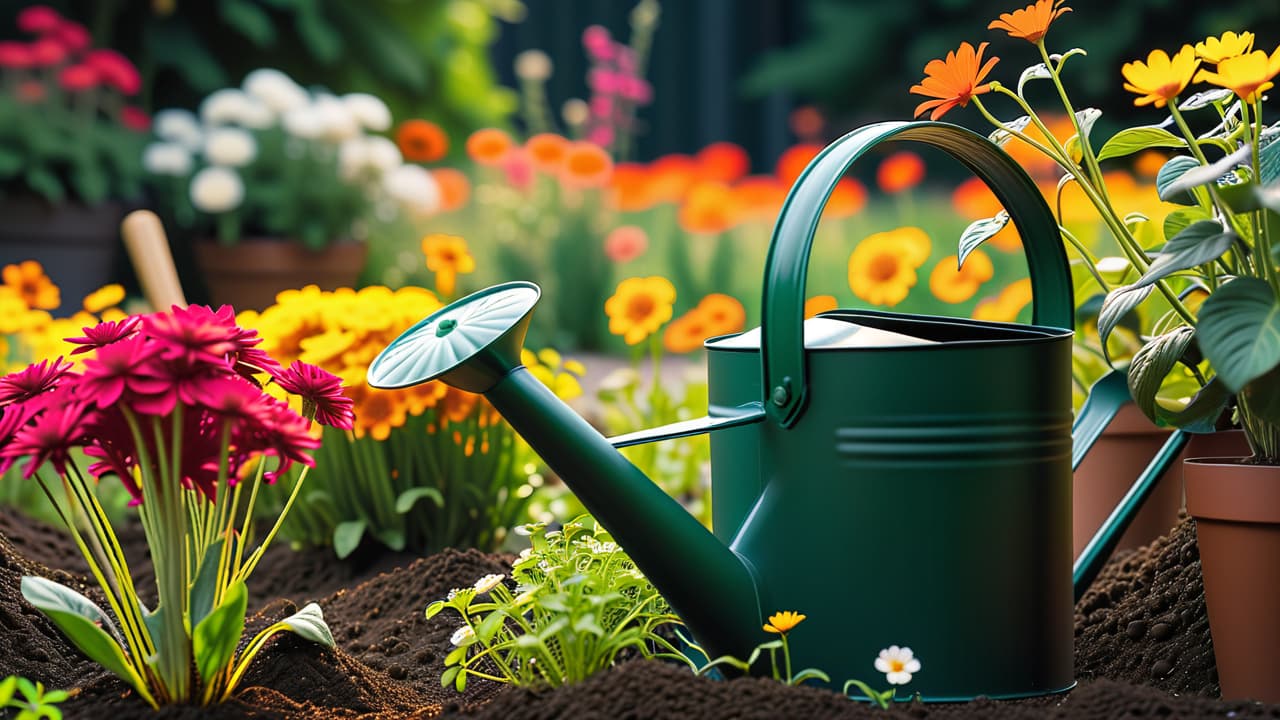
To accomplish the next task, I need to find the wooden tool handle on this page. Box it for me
[121,210,187,311]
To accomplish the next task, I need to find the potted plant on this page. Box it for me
[143,68,441,311]
[914,0,1280,701]
[0,4,149,311]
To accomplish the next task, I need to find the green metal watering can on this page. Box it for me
[369,121,1165,700]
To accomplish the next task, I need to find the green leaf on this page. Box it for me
[333,519,366,559]
[441,665,460,689]
[1162,206,1212,244]
[1242,366,1280,426]
[275,603,334,647]
[294,1,343,64]
[1127,326,1196,420]
[425,600,447,620]
[957,211,1010,266]
[444,645,468,667]
[394,486,443,514]
[572,613,605,637]
[1156,377,1230,432]
[0,675,16,704]
[474,610,506,644]
[192,581,247,686]
[141,606,165,664]
[1217,178,1260,214]
[20,578,144,697]
[1133,220,1235,289]
[24,167,63,203]
[189,539,225,629]
[1156,156,1203,204]
[1097,127,1185,161]
[1098,283,1154,355]
[373,526,406,552]
[220,0,277,46]
[0,146,23,175]
[20,576,121,644]
[1197,277,1280,391]
[790,667,831,685]
[1260,135,1280,185]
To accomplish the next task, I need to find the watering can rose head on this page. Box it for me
[915,0,1280,462]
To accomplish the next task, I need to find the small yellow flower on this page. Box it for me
[82,284,125,314]
[422,234,476,298]
[1194,47,1280,103]
[605,276,676,346]
[1121,46,1200,108]
[847,230,924,308]
[1195,31,1254,64]
[972,278,1033,323]
[763,610,806,634]
[929,250,994,304]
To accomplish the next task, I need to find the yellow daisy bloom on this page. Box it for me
[1195,31,1254,64]
[82,284,125,314]
[847,233,920,307]
[422,233,476,298]
[929,250,994,304]
[1194,47,1280,103]
[605,276,676,345]
[972,278,1034,323]
[763,610,806,634]
[1121,46,1200,108]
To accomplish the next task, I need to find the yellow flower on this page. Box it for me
[82,284,125,314]
[3,260,59,310]
[354,389,407,441]
[422,233,476,298]
[972,278,1033,322]
[1194,47,1280,103]
[1195,31,1254,64]
[929,251,994,304]
[847,230,924,307]
[987,0,1071,44]
[763,610,806,634]
[1121,46,1200,108]
[605,276,676,345]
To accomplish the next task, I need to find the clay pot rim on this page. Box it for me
[1185,456,1280,524]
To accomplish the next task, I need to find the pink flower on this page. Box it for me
[0,357,75,406]
[29,37,65,66]
[587,126,615,148]
[0,42,34,69]
[590,94,614,119]
[604,225,648,263]
[17,6,62,34]
[620,77,653,104]
[502,148,535,192]
[0,402,40,474]
[143,305,240,367]
[236,398,320,483]
[67,316,141,355]
[78,336,169,408]
[58,63,97,92]
[120,105,150,131]
[582,25,614,60]
[615,46,636,75]
[588,68,623,94]
[84,49,140,95]
[53,21,90,54]
[271,361,355,430]
[5,387,92,478]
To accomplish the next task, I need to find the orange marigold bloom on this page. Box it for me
[848,233,919,307]
[877,151,926,194]
[432,167,471,211]
[525,133,570,172]
[663,311,711,354]
[605,276,676,345]
[647,154,698,203]
[695,142,750,184]
[823,178,868,220]
[609,162,656,212]
[1194,47,1280,103]
[804,295,838,319]
[972,278,1033,323]
[695,293,746,337]
[561,141,614,188]
[929,251,994,304]
[1122,46,1200,108]
[763,610,806,634]
[731,175,789,222]
[421,233,476,298]
[465,128,514,166]
[988,0,1071,44]
[775,143,823,185]
[3,260,59,310]
[679,181,740,234]
[396,119,449,163]
[910,42,999,120]
[355,389,407,441]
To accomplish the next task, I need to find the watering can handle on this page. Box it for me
[761,120,1074,428]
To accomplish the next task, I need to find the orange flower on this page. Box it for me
[1122,47,1200,108]
[421,233,476,297]
[847,233,919,307]
[605,276,676,345]
[433,167,471,211]
[525,133,570,172]
[731,175,789,222]
[561,141,614,188]
[465,128,514,166]
[647,154,698,203]
[988,0,1071,44]
[972,278,1033,323]
[788,105,824,140]
[679,181,740,234]
[823,179,868,220]
[877,151,926,194]
[396,119,449,163]
[804,295,838,319]
[1133,150,1167,179]
[663,312,711,354]
[910,42,999,120]
[355,389,406,441]
[929,251,994,304]
[695,142,750,184]
[1194,47,1280,103]
[609,163,656,211]
[763,610,805,634]
[952,176,1003,220]
[696,293,746,336]
[775,143,823,185]
[3,260,59,310]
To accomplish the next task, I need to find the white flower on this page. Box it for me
[142,142,192,177]
[282,104,325,140]
[383,164,441,215]
[561,98,589,127]
[874,645,921,686]
[312,94,359,142]
[152,109,203,151]
[242,68,310,115]
[514,49,552,81]
[473,574,505,594]
[450,625,476,646]
[364,136,402,173]
[200,88,255,127]
[339,136,402,180]
[236,98,275,130]
[204,127,257,167]
[342,92,391,132]
[189,166,244,214]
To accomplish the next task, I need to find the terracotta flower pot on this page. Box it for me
[1185,456,1280,702]
[0,196,125,315]
[1073,403,1186,559]
[194,238,367,312]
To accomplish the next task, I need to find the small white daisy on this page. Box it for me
[874,645,921,685]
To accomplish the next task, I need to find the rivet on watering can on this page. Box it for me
[435,318,458,337]
[771,380,791,406]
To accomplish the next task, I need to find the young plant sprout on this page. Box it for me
[845,646,924,708]
[694,610,830,686]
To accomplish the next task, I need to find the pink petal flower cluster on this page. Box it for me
[579,25,653,150]
[0,305,355,505]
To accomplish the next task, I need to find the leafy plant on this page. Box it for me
[0,675,70,720]
[0,306,350,706]
[426,517,691,689]
[915,1,1280,460]
[693,611,829,687]
[0,5,148,205]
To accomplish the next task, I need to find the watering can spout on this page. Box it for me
[368,282,763,660]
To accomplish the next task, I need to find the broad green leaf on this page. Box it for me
[0,146,23,175]
[294,3,343,63]
[394,486,443,514]
[20,577,145,698]
[1134,220,1235,289]
[1097,127,1185,161]
[142,606,165,664]
[1178,88,1232,111]
[957,211,1010,266]
[443,645,468,667]
[24,167,63,203]
[1017,64,1050,95]
[1260,135,1280,185]
[441,665,460,689]
[1098,284,1154,354]
[220,0,277,46]
[1163,145,1250,198]
[475,610,506,643]
[20,576,121,643]
[0,675,15,703]
[333,519,366,559]
[189,538,225,629]
[193,581,247,686]
[572,613,604,637]
[1154,377,1230,432]
[275,603,334,648]
[425,600,446,619]
[1216,178,1260,214]
[989,116,1031,148]
[1127,326,1196,420]
[1156,156,1203,204]
[1242,366,1280,426]
[1197,277,1280,391]
[1162,206,1212,243]
[373,526,406,552]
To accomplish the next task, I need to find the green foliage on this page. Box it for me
[426,518,691,689]
[0,675,71,720]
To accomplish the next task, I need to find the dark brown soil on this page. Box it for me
[3,508,1279,719]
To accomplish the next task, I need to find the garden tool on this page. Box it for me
[371,120,1119,700]
[121,209,188,310]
